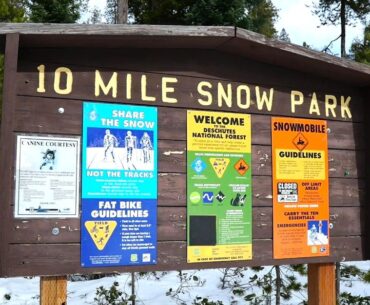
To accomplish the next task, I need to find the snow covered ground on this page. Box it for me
[0,262,369,305]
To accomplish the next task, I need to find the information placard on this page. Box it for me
[81,102,157,267]
[272,117,329,259]
[15,135,80,218]
[187,110,252,263]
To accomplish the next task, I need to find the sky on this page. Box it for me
[272,0,366,55]
[85,0,367,56]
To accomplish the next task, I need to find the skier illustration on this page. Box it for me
[309,224,318,242]
[140,132,152,163]
[125,130,137,163]
[103,129,118,162]
[40,149,56,170]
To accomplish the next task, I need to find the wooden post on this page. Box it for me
[308,263,336,305]
[0,33,19,277]
[40,276,67,305]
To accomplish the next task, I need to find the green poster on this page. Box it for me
[187,110,252,263]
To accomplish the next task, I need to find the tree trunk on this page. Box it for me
[275,266,281,305]
[340,0,346,57]
[118,0,128,24]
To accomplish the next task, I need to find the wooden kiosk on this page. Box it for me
[0,24,370,304]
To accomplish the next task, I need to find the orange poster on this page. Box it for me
[271,117,329,259]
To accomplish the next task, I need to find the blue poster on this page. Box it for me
[81,102,157,267]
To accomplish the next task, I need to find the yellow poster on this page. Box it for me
[187,111,251,153]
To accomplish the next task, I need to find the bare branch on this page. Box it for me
[321,33,342,53]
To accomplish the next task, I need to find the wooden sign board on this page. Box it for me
[0,24,369,277]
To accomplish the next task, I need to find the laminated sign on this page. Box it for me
[272,117,329,259]
[14,135,80,218]
[81,102,157,267]
[187,110,252,263]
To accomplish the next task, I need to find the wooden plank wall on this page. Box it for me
[1,46,367,276]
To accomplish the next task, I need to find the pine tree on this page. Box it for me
[27,0,86,23]
[278,28,291,42]
[312,0,370,57]
[217,266,307,304]
[105,0,119,24]
[127,0,193,25]
[338,263,370,304]
[119,0,278,38]
[302,42,312,49]
[86,6,102,24]
[186,0,250,27]
[0,0,26,22]
[243,0,278,38]
[350,24,370,64]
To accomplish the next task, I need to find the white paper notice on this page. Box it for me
[15,135,80,218]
